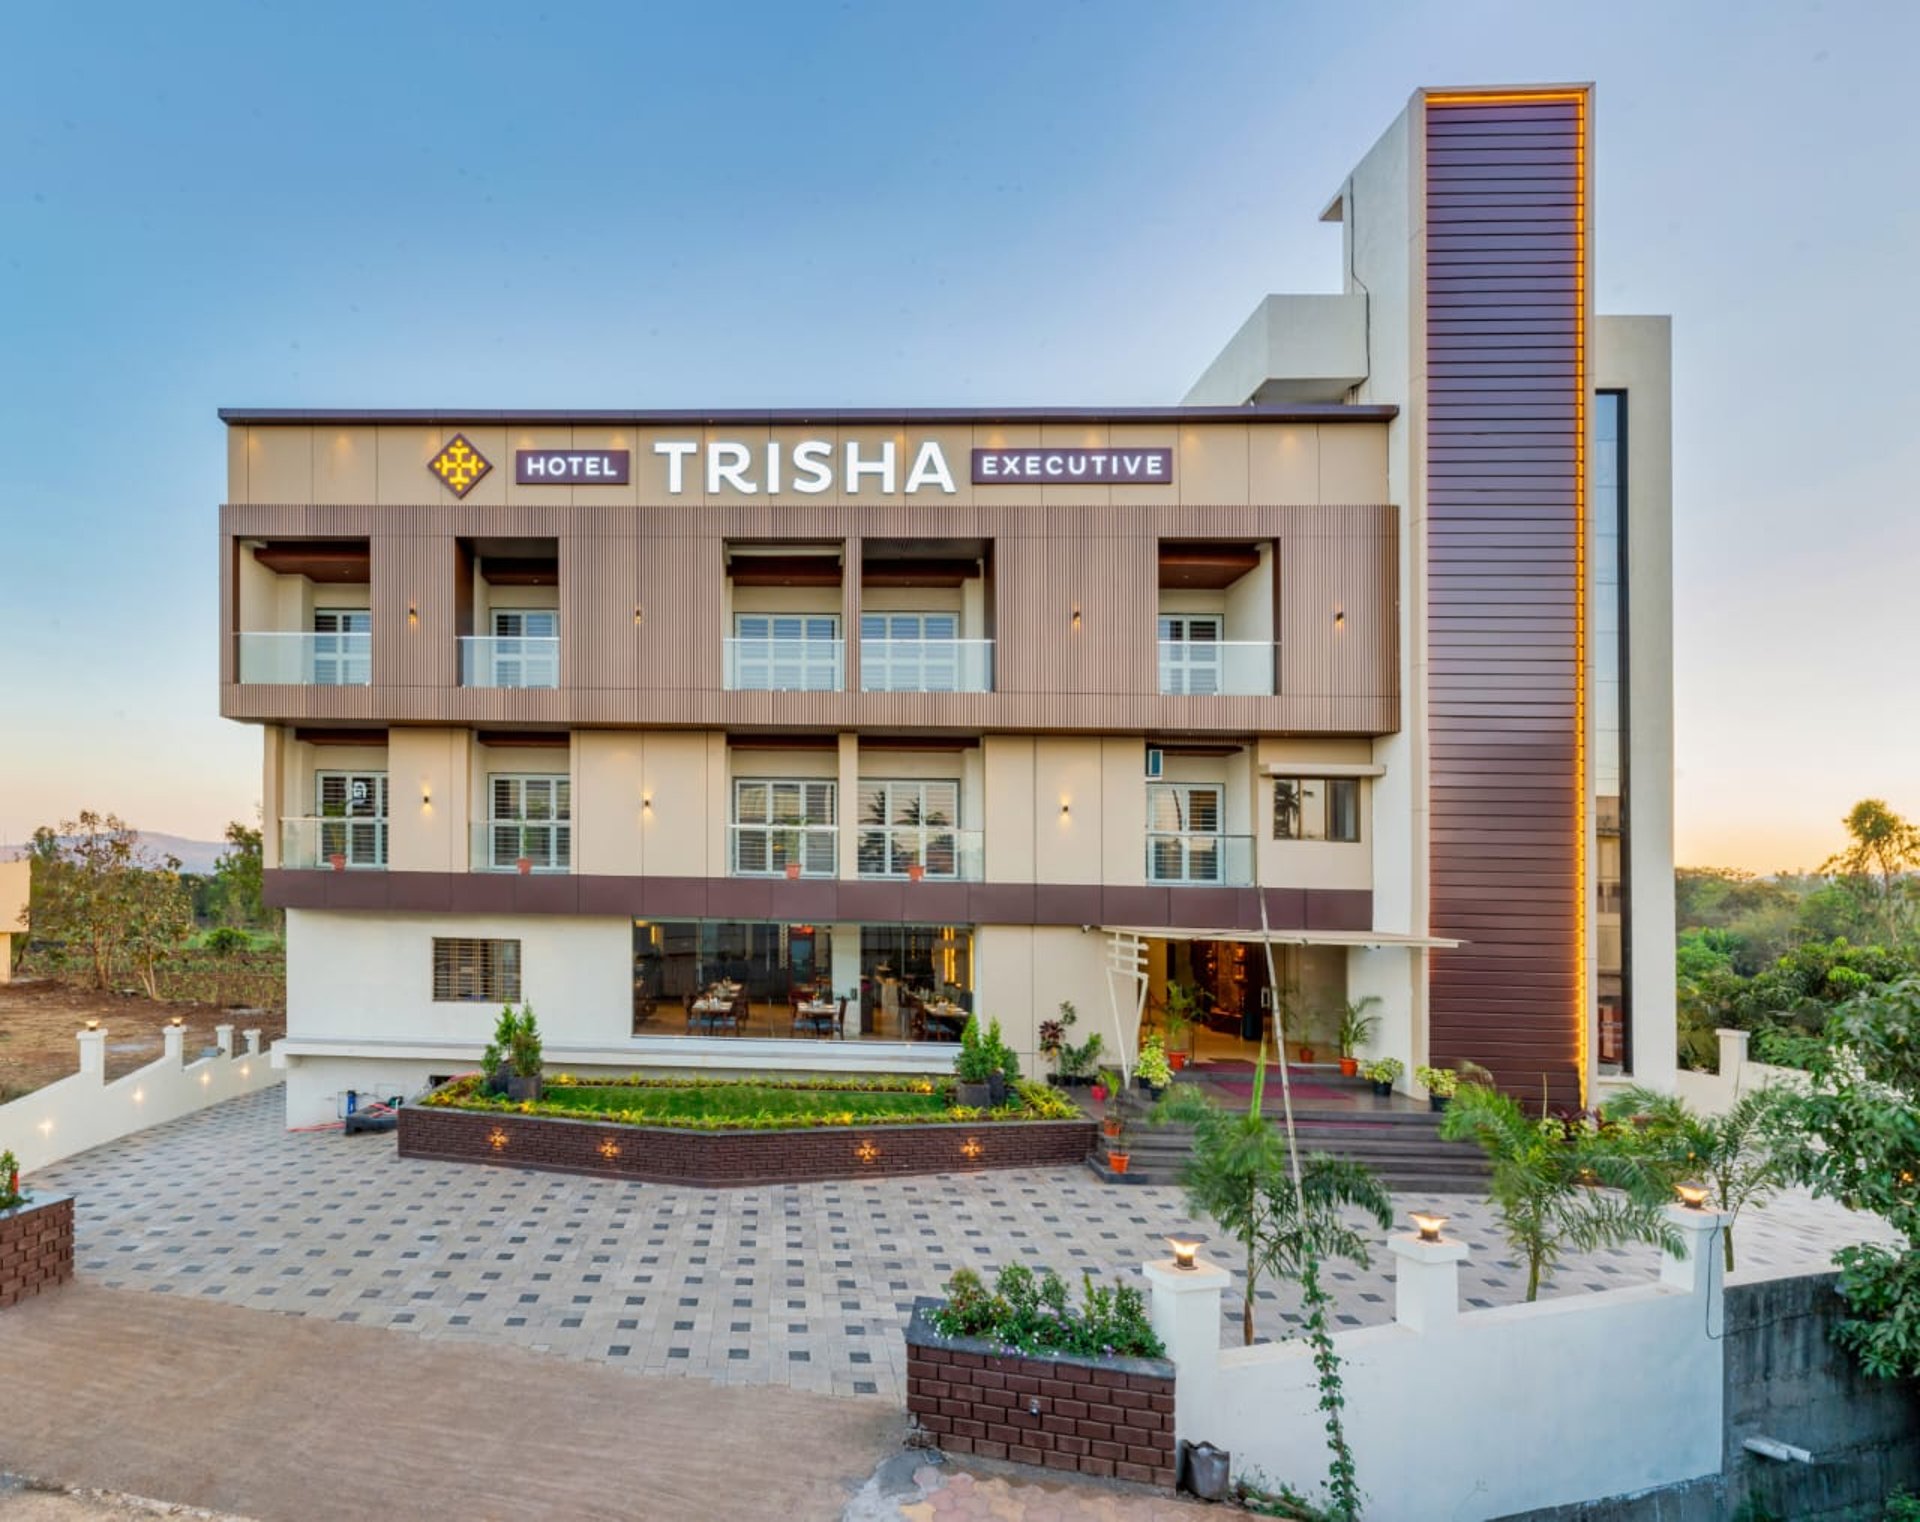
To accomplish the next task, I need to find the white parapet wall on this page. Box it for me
[1147,1206,1727,1521]
[1671,1028,1809,1117]
[1,1024,282,1175]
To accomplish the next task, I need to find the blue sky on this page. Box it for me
[2,0,1915,869]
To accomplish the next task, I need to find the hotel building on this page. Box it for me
[221,84,1675,1128]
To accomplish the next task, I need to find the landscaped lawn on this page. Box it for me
[538,1081,953,1124]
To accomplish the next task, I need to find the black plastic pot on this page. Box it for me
[987,1072,1008,1106]
[506,1074,543,1102]
[956,1080,992,1109]
[1371,1080,1393,1098]
[1429,1094,1450,1113]
[487,1064,512,1097]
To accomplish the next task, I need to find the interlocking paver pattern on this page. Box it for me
[34,1087,1896,1404]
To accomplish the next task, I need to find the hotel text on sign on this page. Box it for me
[515,449,632,485]
[970,447,1173,485]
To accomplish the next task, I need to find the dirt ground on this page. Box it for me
[0,979,287,1099]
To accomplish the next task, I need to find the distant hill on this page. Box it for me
[0,831,230,875]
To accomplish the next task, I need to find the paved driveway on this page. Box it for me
[29,1088,1895,1405]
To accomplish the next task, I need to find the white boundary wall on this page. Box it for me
[1,1024,282,1175]
[1672,1028,1807,1117]
[1147,1207,1726,1521]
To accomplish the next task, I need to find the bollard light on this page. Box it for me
[1166,1232,1207,1271]
[1675,1182,1709,1211]
[85,1018,100,1031]
[1410,1211,1449,1244]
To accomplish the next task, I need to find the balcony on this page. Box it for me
[460,636,560,689]
[729,823,838,878]
[280,816,387,870]
[470,821,572,873]
[724,636,844,692]
[859,639,994,693]
[1157,641,1275,696]
[236,632,371,686]
[857,825,984,881]
[1145,832,1255,887]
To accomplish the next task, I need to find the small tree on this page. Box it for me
[1440,1083,1683,1300]
[1772,976,1920,1377]
[1602,1084,1799,1271]
[1821,798,1920,945]
[29,812,160,989]
[213,820,270,929]
[122,851,192,1000]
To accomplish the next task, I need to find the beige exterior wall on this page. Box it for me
[973,924,1118,1071]
[0,859,28,982]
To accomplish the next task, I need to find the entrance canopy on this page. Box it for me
[1101,926,1465,950]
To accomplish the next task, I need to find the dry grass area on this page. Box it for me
[0,978,286,1100]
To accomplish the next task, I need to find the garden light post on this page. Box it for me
[1388,1218,1468,1332]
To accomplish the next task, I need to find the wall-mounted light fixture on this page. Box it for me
[959,1137,984,1160]
[408,603,419,627]
[422,785,432,806]
[634,606,644,626]
[1071,605,1083,631]
[598,1137,621,1160]
[1333,608,1346,630]
[1410,1211,1449,1243]
[488,1128,509,1152]
[642,792,653,812]
[854,1138,880,1165]
[1166,1232,1207,1271]
[1060,800,1071,820]
[1675,1183,1709,1211]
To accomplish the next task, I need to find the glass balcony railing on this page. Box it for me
[459,637,560,689]
[1144,832,1255,887]
[236,632,371,686]
[280,816,388,870]
[859,639,994,693]
[470,821,572,873]
[724,638,844,692]
[728,823,838,877]
[1157,641,1275,696]
[856,826,983,881]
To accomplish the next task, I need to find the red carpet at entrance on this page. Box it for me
[1190,1061,1350,1104]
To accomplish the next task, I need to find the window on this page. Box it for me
[1158,615,1222,695]
[316,771,387,867]
[1273,778,1361,843]
[433,938,521,1002]
[488,774,571,871]
[1595,390,1632,1070]
[312,609,370,686]
[857,779,960,878]
[1147,782,1223,884]
[732,779,837,876]
[489,609,558,689]
[731,615,841,691]
[860,612,959,692]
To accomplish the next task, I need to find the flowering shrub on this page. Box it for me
[0,1149,22,1210]
[926,1263,1164,1360]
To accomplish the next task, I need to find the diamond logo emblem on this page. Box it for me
[428,434,492,498]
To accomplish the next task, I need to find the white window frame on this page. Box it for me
[731,778,837,876]
[488,608,559,689]
[1146,782,1224,884]
[315,771,388,867]
[856,778,960,878]
[1158,614,1222,695]
[1273,777,1362,843]
[731,614,841,691]
[488,773,572,871]
[860,611,960,692]
[312,608,371,686]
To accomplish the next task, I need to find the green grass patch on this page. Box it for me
[540,1082,952,1124]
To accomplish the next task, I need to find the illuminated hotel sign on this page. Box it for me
[469,439,1180,495]
[515,449,631,484]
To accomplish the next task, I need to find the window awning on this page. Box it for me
[1101,926,1464,950]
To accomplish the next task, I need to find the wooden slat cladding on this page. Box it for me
[1423,92,1587,1106]
[219,498,1399,737]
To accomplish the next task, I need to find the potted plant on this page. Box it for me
[906,862,925,882]
[1106,1119,1130,1175]
[953,1014,995,1109]
[506,1004,544,1101]
[1135,1034,1173,1100]
[1045,1003,1103,1088]
[1092,1066,1123,1109]
[481,1005,516,1095]
[1361,1056,1402,1098]
[1334,996,1382,1077]
[1162,982,1198,1072]
[978,1017,1019,1106]
[784,862,802,880]
[1038,1004,1070,1084]
[1416,1064,1460,1112]
[328,851,348,872]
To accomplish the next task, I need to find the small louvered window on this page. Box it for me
[432,938,521,1002]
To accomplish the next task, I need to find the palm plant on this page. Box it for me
[1332,996,1381,1059]
[1440,1082,1684,1300]
[1601,1084,1799,1271]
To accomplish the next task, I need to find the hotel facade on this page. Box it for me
[221,85,1676,1128]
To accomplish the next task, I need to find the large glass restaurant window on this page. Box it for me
[630,920,972,1042]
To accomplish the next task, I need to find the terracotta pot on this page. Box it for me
[1107,1151,1130,1175]
[1090,1084,1109,1104]
[1299,1046,1315,1064]
[1339,1057,1359,1077]
[785,863,802,880]
[1168,1051,1188,1072]
[1102,1118,1123,1139]
[328,854,347,872]
[907,864,925,882]
[516,858,532,875]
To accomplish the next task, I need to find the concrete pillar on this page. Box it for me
[163,1024,186,1066]
[1388,1230,1470,1332]
[837,733,860,880]
[76,1027,107,1082]
[1146,1252,1228,1447]
[215,1024,236,1058]
[828,924,864,1036]
[1661,1205,1728,1336]
[1716,1028,1749,1083]
[243,1028,264,1056]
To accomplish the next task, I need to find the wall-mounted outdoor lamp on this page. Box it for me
[1060,800,1071,820]
[1334,608,1346,629]
[408,603,419,626]
[634,606,644,626]
[1071,605,1082,631]
[1410,1211,1449,1243]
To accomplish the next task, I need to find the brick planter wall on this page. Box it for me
[398,1101,1096,1187]
[0,1193,75,1308]
[904,1301,1176,1488]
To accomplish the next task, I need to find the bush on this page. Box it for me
[0,1149,21,1210]
[926,1263,1163,1359]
